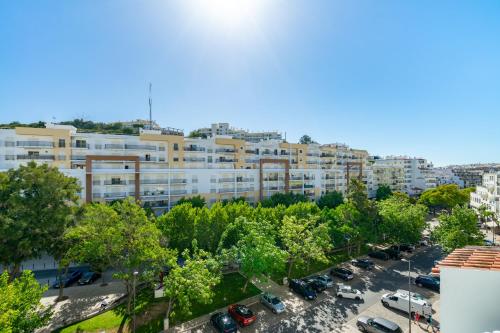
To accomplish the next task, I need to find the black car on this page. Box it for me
[302,277,327,293]
[330,267,354,281]
[382,248,402,260]
[391,244,415,253]
[52,270,83,288]
[351,258,375,270]
[368,251,390,261]
[415,275,440,292]
[210,312,238,333]
[78,271,101,285]
[289,279,317,300]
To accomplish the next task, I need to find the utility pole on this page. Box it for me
[148,83,153,129]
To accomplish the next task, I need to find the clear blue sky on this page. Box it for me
[1,1,499,166]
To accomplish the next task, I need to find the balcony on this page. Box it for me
[237,178,254,182]
[17,140,54,148]
[183,157,205,162]
[215,148,235,153]
[141,179,169,185]
[245,159,259,163]
[245,150,257,154]
[71,143,90,149]
[103,192,129,199]
[140,156,158,162]
[216,158,237,163]
[17,154,55,160]
[170,189,188,196]
[125,144,156,151]
[103,180,128,185]
[71,155,86,160]
[236,187,254,192]
[218,178,234,183]
[170,179,187,184]
[105,144,125,150]
[218,188,235,194]
[184,146,206,152]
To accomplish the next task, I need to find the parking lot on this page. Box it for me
[184,245,442,333]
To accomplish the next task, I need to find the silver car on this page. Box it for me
[356,316,402,333]
[311,274,334,288]
[260,292,285,314]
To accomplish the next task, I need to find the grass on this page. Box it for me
[56,272,260,333]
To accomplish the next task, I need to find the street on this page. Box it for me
[187,246,442,333]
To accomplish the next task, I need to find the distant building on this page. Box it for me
[470,171,500,215]
[119,119,161,130]
[432,246,500,333]
[195,123,282,142]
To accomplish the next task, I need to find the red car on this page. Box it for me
[228,304,256,326]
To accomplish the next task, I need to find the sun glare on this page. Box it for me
[183,0,266,35]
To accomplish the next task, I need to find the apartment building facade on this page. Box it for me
[371,156,434,196]
[196,123,282,142]
[0,123,376,213]
[470,171,500,215]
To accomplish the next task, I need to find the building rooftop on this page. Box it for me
[432,246,500,275]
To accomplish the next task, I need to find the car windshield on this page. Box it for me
[82,272,93,278]
[271,297,281,305]
[236,306,252,317]
[222,316,235,328]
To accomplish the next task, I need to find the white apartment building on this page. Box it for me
[433,246,500,333]
[430,167,465,187]
[371,156,434,196]
[0,123,376,213]
[196,123,282,142]
[470,171,500,215]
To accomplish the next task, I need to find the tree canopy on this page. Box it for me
[418,184,472,214]
[317,191,344,209]
[375,184,393,201]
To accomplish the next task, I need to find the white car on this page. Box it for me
[336,285,363,300]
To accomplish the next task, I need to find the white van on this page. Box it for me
[381,290,432,317]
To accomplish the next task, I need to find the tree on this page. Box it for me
[66,204,122,286]
[346,179,380,242]
[0,270,51,332]
[432,206,483,252]
[176,195,206,208]
[0,162,80,280]
[260,192,307,208]
[378,194,428,246]
[162,247,220,330]
[187,130,207,139]
[226,218,287,292]
[279,215,331,278]
[317,191,344,209]
[418,184,471,214]
[299,135,315,144]
[322,202,362,254]
[375,185,393,201]
[158,203,197,251]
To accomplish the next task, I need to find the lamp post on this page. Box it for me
[133,271,139,333]
[402,258,412,333]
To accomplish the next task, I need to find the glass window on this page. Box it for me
[58,139,66,148]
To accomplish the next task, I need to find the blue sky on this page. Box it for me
[1,0,499,166]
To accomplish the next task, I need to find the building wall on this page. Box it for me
[441,266,500,333]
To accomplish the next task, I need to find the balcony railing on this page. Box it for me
[170,179,187,184]
[218,188,235,194]
[17,154,55,160]
[216,159,237,163]
[140,157,158,162]
[183,157,205,162]
[71,155,86,160]
[105,144,125,149]
[218,178,234,183]
[141,179,169,185]
[237,178,254,182]
[103,180,128,185]
[17,141,54,148]
[125,144,156,151]
[184,147,206,152]
[215,148,235,153]
[170,190,188,195]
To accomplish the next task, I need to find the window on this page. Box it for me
[145,154,151,161]
[173,143,179,151]
[207,156,213,163]
[299,149,303,153]
[58,139,66,148]
[111,178,121,185]
[28,151,39,157]
[173,157,179,162]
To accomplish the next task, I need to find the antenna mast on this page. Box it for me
[148,83,153,129]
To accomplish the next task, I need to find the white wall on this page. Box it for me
[441,266,500,333]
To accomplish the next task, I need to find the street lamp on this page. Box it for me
[402,258,412,333]
[133,271,139,333]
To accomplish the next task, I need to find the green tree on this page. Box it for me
[279,215,331,278]
[347,179,380,242]
[226,218,287,292]
[0,270,51,333]
[418,184,471,214]
[0,162,80,279]
[375,184,393,201]
[162,247,220,330]
[260,192,307,207]
[317,191,344,209]
[158,203,197,251]
[299,135,315,144]
[432,206,483,252]
[378,194,428,246]
[176,195,206,208]
[322,202,362,254]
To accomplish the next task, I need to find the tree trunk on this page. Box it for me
[287,259,294,279]
[126,281,133,316]
[8,263,20,282]
[243,276,251,293]
[57,265,69,302]
[100,268,107,287]
[164,298,174,331]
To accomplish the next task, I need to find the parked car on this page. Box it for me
[78,271,101,285]
[210,312,237,333]
[484,239,495,246]
[289,279,317,300]
[261,292,285,314]
[381,291,432,317]
[330,267,354,281]
[336,285,363,301]
[310,274,334,288]
[52,270,83,288]
[351,258,375,270]
[302,277,327,293]
[368,251,390,261]
[382,248,402,260]
[356,316,402,333]
[228,304,256,327]
[415,275,440,292]
[392,244,415,253]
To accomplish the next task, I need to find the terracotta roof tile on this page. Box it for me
[432,246,500,275]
